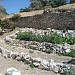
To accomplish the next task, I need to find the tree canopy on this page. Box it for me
[70,0,75,3]
[20,7,31,12]
[0,4,7,14]
[29,0,67,10]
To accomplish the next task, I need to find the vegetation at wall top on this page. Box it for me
[16,32,75,45]
[63,67,74,75]
[61,50,75,58]
[0,19,16,30]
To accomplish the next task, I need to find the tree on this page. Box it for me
[39,0,50,7]
[49,0,57,7]
[70,0,75,3]
[0,4,7,14]
[29,0,51,10]
[54,0,66,7]
[29,0,66,10]
[30,0,43,10]
[20,7,31,12]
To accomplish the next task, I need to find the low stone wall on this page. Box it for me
[12,10,75,30]
[3,28,75,74]
[5,28,75,54]
[0,46,70,74]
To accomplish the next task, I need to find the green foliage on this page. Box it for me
[49,0,57,7]
[16,32,33,41]
[62,50,75,58]
[0,4,7,14]
[6,20,16,29]
[30,63,35,68]
[29,0,66,10]
[29,50,34,53]
[16,32,75,45]
[63,28,68,33]
[0,19,16,30]
[24,60,30,64]
[63,67,74,75]
[30,0,43,10]
[0,20,5,28]
[46,49,52,54]
[70,0,75,4]
[54,0,66,7]
[24,60,35,68]
[20,7,31,12]
[11,14,21,21]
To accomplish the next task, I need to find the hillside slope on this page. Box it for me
[57,3,75,10]
[1,3,75,20]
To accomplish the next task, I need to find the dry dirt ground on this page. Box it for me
[1,10,44,20]
[0,28,72,75]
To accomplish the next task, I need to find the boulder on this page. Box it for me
[5,36,12,43]
[41,60,50,70]
[33,62,40,67]
[32,58,42,63]
[50,59,59,73]
[7,67,21,75]
[65,49,71,53]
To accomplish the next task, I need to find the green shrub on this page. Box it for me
[16,32,33,41]
[24,60,35,68]
[63,28,68,33]
[29,50,34,53]
[66,37,75,45]
[63,67,74,75]
[30,63,35,68]
[24,60,30,64]
[62,50,75,58]
[20,7,31,12]
[0,20,5,29]
[11,14,21,21]
[47,33,64,44]
[2,19,16,30]
[16,32,75,45]
[46,49,52,54]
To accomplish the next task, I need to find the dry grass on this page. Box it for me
[56,3,75,10]
[1,10,44,20]
[0,13,7,19]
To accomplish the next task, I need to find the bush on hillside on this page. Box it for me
[4,19,16,30]
[1,19,16,30]
[11,14,21,21]
[0,20,6,29]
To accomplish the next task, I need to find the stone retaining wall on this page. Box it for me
[5,28,75,54]
[12,10,75,30]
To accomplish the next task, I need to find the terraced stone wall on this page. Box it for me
[13,11,75,30]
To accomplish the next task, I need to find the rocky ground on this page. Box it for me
[0,28,73,75]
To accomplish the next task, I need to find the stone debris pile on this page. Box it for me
[0,46,71,74]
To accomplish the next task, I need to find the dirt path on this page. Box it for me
[0,29,72,75]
